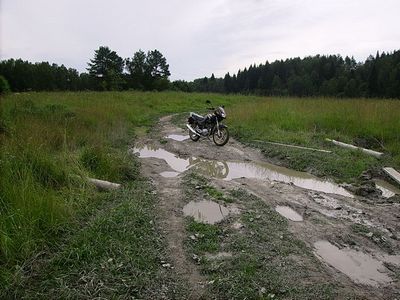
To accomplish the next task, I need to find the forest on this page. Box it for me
[1,48,400,98]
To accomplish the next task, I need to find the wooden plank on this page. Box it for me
[253,140,332,153]
[325,138,383,158]
[383,167,400,186]
[88,178,121,190]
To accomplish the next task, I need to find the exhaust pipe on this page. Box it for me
[186,124,200,136]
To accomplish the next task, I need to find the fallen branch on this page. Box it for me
[253,140,332,153]
[88,178,121,190]
[383,167,400,186]
[325,138,383,158]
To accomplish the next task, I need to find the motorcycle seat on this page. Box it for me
[190,112,205,122]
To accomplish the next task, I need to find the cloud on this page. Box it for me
[1,0,399,80]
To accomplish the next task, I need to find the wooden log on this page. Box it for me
[383,167,400,186]
[88,178,121,190]
[325,138,383,158]
[253,140,332,153]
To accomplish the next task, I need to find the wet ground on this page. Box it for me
[133,145,352,197]
[133,115,400,299]
[182,200,230,224]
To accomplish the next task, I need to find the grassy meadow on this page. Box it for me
[229,97,400,181]
[0,91,399,295]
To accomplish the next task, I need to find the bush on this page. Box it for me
[0,76,10,94]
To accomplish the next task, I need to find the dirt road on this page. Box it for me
[133,115,400,299]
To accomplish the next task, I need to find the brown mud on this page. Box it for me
[133,115,400,299]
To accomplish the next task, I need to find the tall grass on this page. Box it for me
[0,91,226,286]
[229,97,400,156]
[229,97,400,180]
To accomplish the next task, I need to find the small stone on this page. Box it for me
[162,263,171,268]
[192,254,201,263]
[190,235,197,240]
[195,185,201,190]
[366,232,374,238]
[372,237,380,243]
[232,222,244,229]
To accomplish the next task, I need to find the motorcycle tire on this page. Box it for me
[189,128,200,141]
[213,127,229,146]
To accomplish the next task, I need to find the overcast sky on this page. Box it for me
[1,0,399,80]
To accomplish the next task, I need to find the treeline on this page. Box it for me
[182,50,400,98]
[2,48,400,98]
[0,46,170,92]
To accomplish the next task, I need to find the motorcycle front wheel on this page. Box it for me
[213,127,229,146]
[189,127,200,141]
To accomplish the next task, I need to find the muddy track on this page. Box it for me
[133,115,400,299]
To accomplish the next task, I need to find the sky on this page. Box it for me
[1,0,400,81]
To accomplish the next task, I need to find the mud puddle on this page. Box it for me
[160,171,180,178]
[133,146,190,172]
[166,134,189,141]
[373,179,400,198]
[183,200,229,224]
[133,145,352,197]
[314,240,392,286]
[275,206,303,221]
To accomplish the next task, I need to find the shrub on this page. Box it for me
[0,76,10,94]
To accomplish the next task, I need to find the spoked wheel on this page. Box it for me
[213,127,229,146]
[189,128,200,141]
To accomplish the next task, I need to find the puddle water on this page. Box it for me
[373,179,400,198]
[160,171,180,178]
[133,145,353,197]
[183,200,229,224]
[166,134,189,141]
[314,240,392,286]
[133,145,190,172]
[275,206,303,221]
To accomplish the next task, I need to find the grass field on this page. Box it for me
[1,91,399,295]
[228,97,400,182]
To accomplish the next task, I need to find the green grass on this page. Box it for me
[1,91,399,295]
[228,97,400,182]
[7,181,187,299]
[0,91,233,292]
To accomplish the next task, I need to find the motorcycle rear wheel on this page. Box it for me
[213,127,229,146]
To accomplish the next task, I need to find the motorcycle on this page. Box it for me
[186,100,229,146]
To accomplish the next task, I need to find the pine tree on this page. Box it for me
[87,46,124,90]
